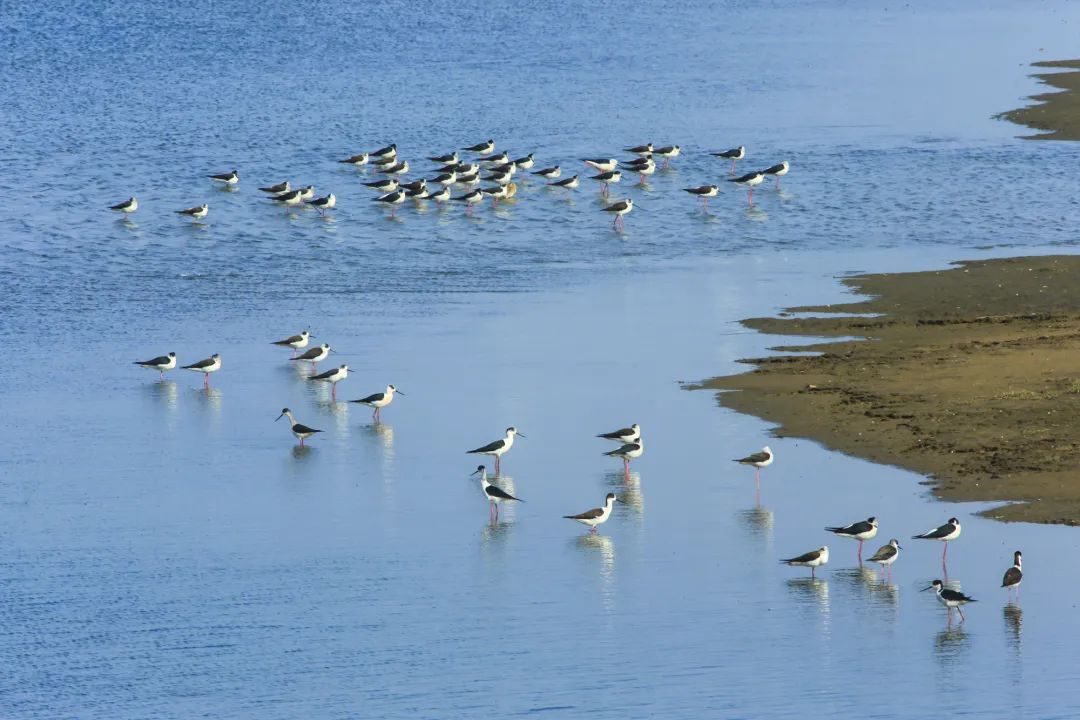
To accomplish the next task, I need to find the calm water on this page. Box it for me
[3,1,1080,717]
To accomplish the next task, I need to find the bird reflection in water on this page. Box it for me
[195,386,222,411]
[291,444,315,460]
[606,470,644,515]
[481,519,515,546]
[1003,603,1022,647]
[737,503,774,541]
[835,566,898,612]
[575,533,616,610]
[934,624,970,669]
[360,421,395,452]
[786,577,829,610]
[146,379,178,408]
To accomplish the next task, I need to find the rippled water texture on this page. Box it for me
[3,1,1080,718]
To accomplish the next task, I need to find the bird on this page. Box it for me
[601,198,634,229]
[472,465,521,522]
[464,139,495,154]
[429,170,457,187]
[400,179,426,193]
[427,186,451,203]
[457,171,481,186]
[627,157,655,185]
[624,143,653,157]
[453,162,481,176]
[276,408,323,447]
[350,384,403,422]
[271,330,311,356]
[175,203,208,220]
[453,189,485,214]
[912,518,961,564]
[532,165,561,180]
[712,146,746,174]
[549,174,579,190]
[512,153,535,170]
[597,423,641,443]
[133,351,176,380]
[363,177,399,192]
[564,493,619,534]
[481,184,510,205]
[604,436,643,478]
[370,143,397,161]
[109,197,138,215]
[181,353,221,388]
[428,151,459,166]
[378,160,409,176]
[825,517,879,562]
[763,161,790,189]
[780,546,829,578]
[1001,550,1023,596]
[653,145,680,168]
[482,170,513,186]
[290,342,331,369]
[270,189,304,207]
[467,427,523,475]
[684,185,719,210]
[298,186,315,201]
[308,364,348,401]
[734,446,774,486]
[259,181,290,194]
[338,152,369,167]
[865,539,902,575]
[583,158,618,173]
[209,170,239,185]
[404,184,429,200]
[590,170,621,197]
[373,190,406,216]
[479,151,510,166]
[923,580,976,621]
[727,171,765,206]
[306,193,336,214]
[372,156,398,170]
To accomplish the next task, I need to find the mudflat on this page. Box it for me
[1000,59,1080,140]
[695,256,1080,525]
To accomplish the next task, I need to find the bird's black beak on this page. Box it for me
[920,585,933,592]
[275,414,284,422]
[516,432,526,438]
[897,545,903,550]
[396,390,405,396]
[471,468,482,476]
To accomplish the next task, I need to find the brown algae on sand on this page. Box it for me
[999,60,1080,140]
[692,256,1080,526]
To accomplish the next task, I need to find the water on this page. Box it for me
[3,1,1080,717]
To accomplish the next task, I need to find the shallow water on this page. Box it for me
[3,1,1080,718]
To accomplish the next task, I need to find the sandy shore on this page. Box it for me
[694,256,1080,526]
[1000,59,1080,140]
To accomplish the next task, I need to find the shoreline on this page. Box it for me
[1000,59,1080,140]
[693,255,1080,526]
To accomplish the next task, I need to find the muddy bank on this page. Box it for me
[999,59,1080,140]
[694,256,1080,525]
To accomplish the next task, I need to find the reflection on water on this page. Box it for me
[144,379,177,409]
[786,577,830,611]
[834,567,898,615]
[736,504,774,542]
[606,470,644,515]
[359,422,395,452]
[934,625,970,669]
[290,444,314,461]
[574,533,616,612]
[481,519,515,548]
[1003,603,1023,648]
[194,386,222,412]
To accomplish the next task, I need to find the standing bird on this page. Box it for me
[512,153,535,171]
[601,198,634,229]
[583,158,618,173]
[564,493,618,534]
[464,139,495,155]
[270,329,311,357]
[472,465,521,522]
[1001,550,1023,597]
[378,160,409,176]
[428,151,459,166]
[429,170,458,188]
[308,364,348,401]
[133,351,176,380]
[182,353,221,388]
[271,189,305,208]
[306,193,336,215]
[466,427,523,475]
[684,185,719,210]
[350,384,403,422]
[259,181,290,194]
[712,146,746,175]
[532,165,561,180]
[763,161,790,189]
[175,203,208,220]
[109,197,138,216]
[623,142,653,157]
[727,171,765,207]
[549,174,579,190]
[370,143,397,161]
[604,436,643,478]
[597,423,641,444]
[479,151,509,166]
[865,539,902,576]
[923,580,976,622]
[627,157,656,185]
[291,342,331,370]
[912,518,962,564]
[453,189,485,214]
[427,186,451,204]
[338,152,369,167]
[209,170,239,185]
[481,184,510,205]
[780,546,829,578]
[653,145,681,168]
[734,446,774,486]
[373,189,406,217]
[363,177,399,193]
[276,408,323,447]
[590,170,621,197]
[825,517,879,562]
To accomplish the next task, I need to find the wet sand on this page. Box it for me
[694,256,1080,525]
[1000,59,1080,140]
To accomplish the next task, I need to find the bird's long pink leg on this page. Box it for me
[730,159,736,175]
[858,541,863,563]
[331,384,337,401]
[204,374,209,389]
[495,456,500,475]
[747,188,753,207]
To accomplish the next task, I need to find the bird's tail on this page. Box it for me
[824,527,843,533]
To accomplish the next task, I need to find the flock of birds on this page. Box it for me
[108,140,791,230]
[134,333,1022,625]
